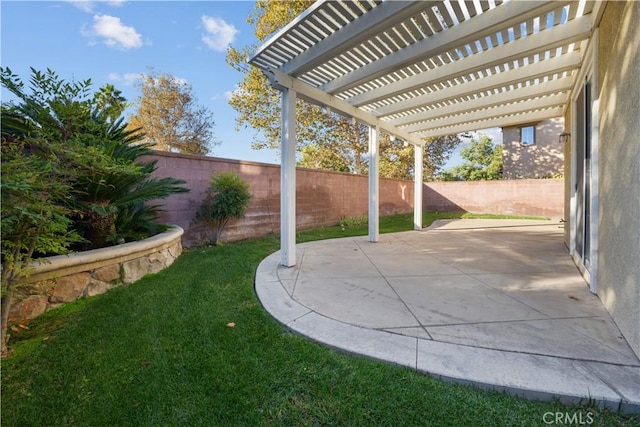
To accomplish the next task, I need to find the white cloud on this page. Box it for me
[201,16,238,52]
[69,1,95,12]
[108,72,142,85]
[83,14,143,50]
[210,90,234,102]
[220,85,246,101]
[67,0,125,13]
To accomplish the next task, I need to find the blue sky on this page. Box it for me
[1,0,282,163]
[1,0,500,168]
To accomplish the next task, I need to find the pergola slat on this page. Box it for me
[281,1,433,76]
[373,50,581,118]
[416,106,565,138]
[403,92,568,133]
[348,15,591,108]
[321,1,564,95]
[394,78,574,129]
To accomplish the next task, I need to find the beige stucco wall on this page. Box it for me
[596,0,640,357]
[502,118,565,179]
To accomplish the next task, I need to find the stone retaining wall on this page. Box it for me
[8,226,184,324]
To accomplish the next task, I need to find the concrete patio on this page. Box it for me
[255,219,640,413]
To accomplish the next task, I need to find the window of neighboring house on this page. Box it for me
[520,125,535,146]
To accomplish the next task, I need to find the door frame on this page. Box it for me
[569,29,599,294]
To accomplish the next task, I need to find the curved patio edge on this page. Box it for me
[255,240,640,415]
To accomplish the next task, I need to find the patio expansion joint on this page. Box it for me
[283,306,315,326]
[279,247,306,297]
[585,363,640,401]
[355,239,434,340]
[421,315,604,329]
[471,271,588,320]
[418,336,640,368]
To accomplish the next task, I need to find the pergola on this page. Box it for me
[249,0,602,267]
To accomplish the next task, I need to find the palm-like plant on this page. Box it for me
[1,67,189,249]
[63,113,188,247]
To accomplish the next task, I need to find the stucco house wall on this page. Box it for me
[502,118,565,179]
[595,0,640,357]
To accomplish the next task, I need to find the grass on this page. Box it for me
[2,212,637,426]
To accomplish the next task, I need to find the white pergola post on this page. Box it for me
[281,88,296,267]
[414,144,423,230]
[368,125,379,242]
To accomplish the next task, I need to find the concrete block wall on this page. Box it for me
[424,179,564,218]
[144,152,414,247]
[146,151,563,247]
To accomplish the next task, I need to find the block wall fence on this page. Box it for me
[145,151,564,247]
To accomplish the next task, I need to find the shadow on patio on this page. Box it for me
[255,219,640,414]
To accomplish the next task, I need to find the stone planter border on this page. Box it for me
[8,226,184,323]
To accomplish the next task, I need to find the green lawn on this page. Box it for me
[2,212,637,426]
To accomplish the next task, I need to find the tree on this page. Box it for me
[298,144,351,172]
[227,0,461,180]
[127,70,217,155]
[194,172,252,246]
[378,134,462,180]
[442,135,503,181]
[94,83,130,123]
[226,0,315,150]
[1,116,83,355]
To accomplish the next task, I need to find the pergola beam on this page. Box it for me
[349,15,592,108]
[322,1,562,95]
[264,68,423,146]
[374,51,581,118]
[282,1,433,76]
[416,107,565,139]
[392,76,574,127]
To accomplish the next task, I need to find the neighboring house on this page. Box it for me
[502,118,565,179]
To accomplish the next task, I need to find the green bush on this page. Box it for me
[195,171,252,245]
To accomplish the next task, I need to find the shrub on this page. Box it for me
[195,172,252,245]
